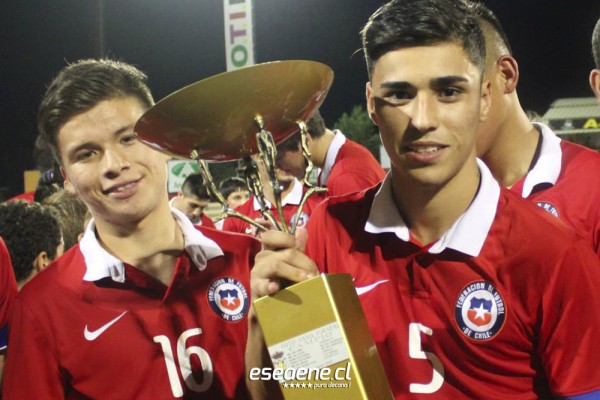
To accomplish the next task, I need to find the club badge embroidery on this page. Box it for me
[455,281,506,341]
[208,277,249,322]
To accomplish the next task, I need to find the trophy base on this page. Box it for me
[252,274,393,400]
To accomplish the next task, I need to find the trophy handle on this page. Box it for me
[193,155,269,233]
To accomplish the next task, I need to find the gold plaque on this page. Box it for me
[252,274,393,400]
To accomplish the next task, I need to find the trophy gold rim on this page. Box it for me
[134,60,335,161]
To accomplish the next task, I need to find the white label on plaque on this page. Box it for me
[267,322,349,375]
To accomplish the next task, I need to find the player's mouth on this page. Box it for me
[103,179,141,199]
[403,142,448,162]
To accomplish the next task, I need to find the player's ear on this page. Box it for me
[60,167,76,194]
[33,251,50,272]
[479,79,492,122]
[366,82,379,126]
[496,55,519,94]
[590,69,600,102]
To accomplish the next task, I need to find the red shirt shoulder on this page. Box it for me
[326,140,386,197]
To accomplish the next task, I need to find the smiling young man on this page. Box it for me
[248,0,600,398]
[3,59,259,399]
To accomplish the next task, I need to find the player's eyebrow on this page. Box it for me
[379,76,469,91]
[430,75,469,88]
[378,81,413,91]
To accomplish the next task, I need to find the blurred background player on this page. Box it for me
[0,238,17,386]
[590,16,600,103]
[213,176,250,229]
[466,0,600,256]
[169,172,215,228]
[222,134,322,235]
[0,201,63,289]
[275,109,386,197]
[43,189,89,251]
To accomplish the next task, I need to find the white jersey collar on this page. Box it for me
[365,159,500,257]
[252,178,303,211]
[521,122,562,198]
[81,207,224,283]
[319,130,346,186]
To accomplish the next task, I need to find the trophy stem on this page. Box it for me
[255,116,290,234]
[192,154,269,232]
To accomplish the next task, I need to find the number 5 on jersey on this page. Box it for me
[409,322,444,394]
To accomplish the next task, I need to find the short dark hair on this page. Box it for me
[593,17,600,69]
[464,0,513,55]
[38,58,154,163]
[218,177,248,199]
[181,173,211,200]
[361,0,486,79]
[306,110,326,139]
[277,132,302,153]
[0,201,62,283]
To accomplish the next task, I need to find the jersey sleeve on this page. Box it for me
[3,297,64,399]
[0,237,18,351]
[539,238,600,396]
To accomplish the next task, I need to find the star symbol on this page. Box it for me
[307,383,312,388]
[301,383,307,388]
[283,383,289,388]
[473,303,488,321]
[222,293,237,305]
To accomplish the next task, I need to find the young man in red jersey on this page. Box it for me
[248,0,600,398]
[467,1,600,257]
[170,173,215,228]
[275,110,386,197]
[3,59,259,399]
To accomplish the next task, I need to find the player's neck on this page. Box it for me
[94,202,184,285]
[311,129,335,168]
[391,158,480,246]
[481,106,540,188]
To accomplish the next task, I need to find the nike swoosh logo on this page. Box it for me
[84,311,128,341]
[355,280,389,296]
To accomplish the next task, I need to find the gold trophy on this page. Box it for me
[134,60,392,399]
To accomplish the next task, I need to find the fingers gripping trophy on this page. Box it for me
[133,60,332,233]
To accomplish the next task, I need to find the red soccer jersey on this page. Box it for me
[222,179,323,235]
[318,133,386,197]
[305,162,600,399]
[0,237,18,351]
[510,123,600,257]
[3,214,259,399]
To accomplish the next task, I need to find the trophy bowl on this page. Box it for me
[134,60,334,161]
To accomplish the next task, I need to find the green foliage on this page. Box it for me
[332,105,381,160]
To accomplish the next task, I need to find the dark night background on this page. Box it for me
[2,0,600,198]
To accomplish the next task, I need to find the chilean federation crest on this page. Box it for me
[455,281,506,341]
[207,277,249,322]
